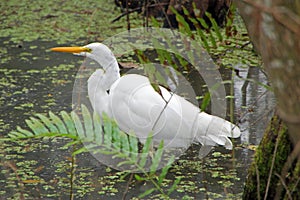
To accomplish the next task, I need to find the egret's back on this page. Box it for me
[107,74,240,149]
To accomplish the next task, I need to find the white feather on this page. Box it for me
[83,43,241,149]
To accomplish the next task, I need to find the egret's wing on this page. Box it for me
[109,74,198,147]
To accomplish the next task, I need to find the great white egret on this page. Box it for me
[51,42,241,150]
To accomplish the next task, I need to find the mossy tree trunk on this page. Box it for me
[243,115,300,199]
[235,1,300,199]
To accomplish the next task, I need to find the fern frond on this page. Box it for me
[71,111,85,138]
[139,134,153,168]
[93,111,103,144]
[150,140,164,174]
[81,104,94,139]
[26,117,49,135]
[36,113,58,133]
[8,104,178,198]
[17,126,34,137]
[158,155,175,185]
[60,111,77,135]
[49,111,68,134]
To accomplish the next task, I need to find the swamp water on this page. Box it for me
[0,38,275,199]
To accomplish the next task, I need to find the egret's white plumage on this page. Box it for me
[51,42,241,149]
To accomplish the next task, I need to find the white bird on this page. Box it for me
[51,42,241,150]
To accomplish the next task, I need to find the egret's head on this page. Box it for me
[51,42,117,70]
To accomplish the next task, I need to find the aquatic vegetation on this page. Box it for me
[0,0,268,199]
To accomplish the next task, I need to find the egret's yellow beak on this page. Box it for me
[50,46,91,53]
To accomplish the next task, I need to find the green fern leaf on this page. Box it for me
[60,111,77,135]
[174,7,193,37]
[117,160,135,167]
[134,174,145,181]
[207,12,223,41]
[26,117,49,135]
[71,111,84,139]
[8,131,28,139]
[111,121,121,149]
[149,140,164,174]
[72,146,88,156]
[49,112,68,134]
[158,155,175,185]
[93,111,103,144]
[197,17,209,29]
[17,126,34,137]
[120,132,130,156]
[128,132,138,161]
[36,113,58,133]
[167,177,181,195]
[63,139,81,149]
[81,105,94,140]
[139,134,153,168]
[102,114,112,146]
[138,188,156,199]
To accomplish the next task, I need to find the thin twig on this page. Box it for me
[291,176,300,197]
[111,7,141,23]
[264,133,280,200]
[111,2,169,23]
[275,173,293,200]
[275,140,300,199]
[126,0,130,30]
[255,161,261,200]
[69,145,76,200]
[122,173,133,200]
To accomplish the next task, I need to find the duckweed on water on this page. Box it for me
[0,0,143,44]
[0,0,264,199]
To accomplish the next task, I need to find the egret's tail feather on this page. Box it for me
[196,113,241,149]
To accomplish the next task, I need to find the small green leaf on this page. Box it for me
[111,121,121,149]
[150,140,164,174]
[128,133,138,161]
[134,174,143,181]
[117,160,135,167]
[16,126,34,137]
[49,112,68,134]
[168,177,181,195]
[36,113,58,133]
[8,131,27,139]
[71,111,84,138]
[63,139,81,148]
[60,111,76,135]
[139,134,153,168]
[138,188,156,198]
[72,146,88,156]
[102,114,112,146]
[26,117,49,135]
[201,92,211,111]
[93,111,103,144]
[120,132,130,156]
[158,155,175,185]
[81,105,94,140]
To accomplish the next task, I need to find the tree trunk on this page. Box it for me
[235,1,300,199]
[236,0,300,146]
[242,115,300,199]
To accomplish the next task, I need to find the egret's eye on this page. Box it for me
[83,47,92,53]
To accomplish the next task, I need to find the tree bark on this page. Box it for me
[235,1,300,199]
[235,0,300,146]
[243,115,300,199]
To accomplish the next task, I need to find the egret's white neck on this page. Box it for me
[100,60,120,91]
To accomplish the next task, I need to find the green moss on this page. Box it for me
[243,115,293,199]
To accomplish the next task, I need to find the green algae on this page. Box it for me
[0,0,143,44]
